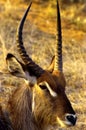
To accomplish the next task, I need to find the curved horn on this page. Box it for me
[54,0,63,72]
[16,2,45,78]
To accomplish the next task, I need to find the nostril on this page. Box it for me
[66,114,77,126]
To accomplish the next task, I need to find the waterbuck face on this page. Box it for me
[32,71,77,127]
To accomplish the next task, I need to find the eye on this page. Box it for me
[39,82,48,90]
[38,82,57,97]
[39,84,47,90]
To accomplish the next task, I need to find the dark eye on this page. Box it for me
[39,84,49,93]
[39,84,47,90]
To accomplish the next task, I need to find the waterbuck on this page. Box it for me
[1,1,77,130]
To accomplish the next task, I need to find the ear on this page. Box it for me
[6,53,37,85]
[47,56,55,73]
[6,53,27,79]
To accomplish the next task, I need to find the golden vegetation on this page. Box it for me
[0,0,86,129]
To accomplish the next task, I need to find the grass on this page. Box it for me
[0,0,86,129]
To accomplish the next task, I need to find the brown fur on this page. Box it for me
[33,71,75,128]
[7,84,38,130]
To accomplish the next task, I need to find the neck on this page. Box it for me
[8,85,37,130]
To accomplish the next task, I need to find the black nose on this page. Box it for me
[66,114,77,126]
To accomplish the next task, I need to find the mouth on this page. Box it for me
[57,116,77,128]
[56,113,77,127]
[57,117,66,127]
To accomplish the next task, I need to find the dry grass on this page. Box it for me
[0,1,86,129]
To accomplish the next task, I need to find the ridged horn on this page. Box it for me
[16,2,45,78]
[54,0,63,72]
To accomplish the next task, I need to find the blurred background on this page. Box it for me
[0,0,86,130]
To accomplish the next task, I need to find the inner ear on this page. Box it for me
[6,53,26,79]
[6,53,37,84]
[47,56,55,73]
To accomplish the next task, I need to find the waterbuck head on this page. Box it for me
[6,1,77,129]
